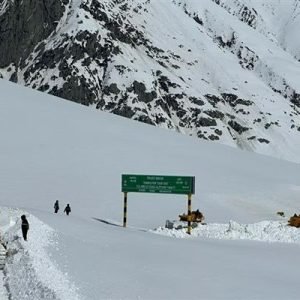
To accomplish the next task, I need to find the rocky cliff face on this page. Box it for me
[0,0,68,70]
[0,0,300,162]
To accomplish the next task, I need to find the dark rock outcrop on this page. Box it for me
[0,0,68,68]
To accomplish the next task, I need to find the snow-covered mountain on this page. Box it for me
[0,0,300,162]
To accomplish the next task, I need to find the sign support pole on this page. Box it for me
[122,174,195,233]
[123,192,128,227]
[187,193,192,234]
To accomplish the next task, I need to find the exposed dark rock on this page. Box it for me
[228,120,249,134]
[154,99,171,117]
[157,75,180,93]
[204,110,224,119]
[190,108,201,118]
[215,129,222,136]
[222,93,253,107]
[9,72,18,83]
[236,46,258,70]
[38,84,50,92]
[128,81,157,103]
[291,92,300,108]
[197,117,217,127]
[193,15,203,25]
[208,134,220,141]
[112,105,136,118]
[264,123,271,129]
[134,114,155,125]
[247,136,256,140]
[240,6,257,27]
[189,97,205,106]
[212,0,257,28]
[226,113,236,120]
[161,94,184,112]
[253,118,262,124]
[155,115,167,124]
[204,94,223,107]
[49,76,97,106]
[197,131,208,139]
[0,0,67,68]
[215,33,236,48]
[222,93,238,103]
[176,110,186,118]
[81,0,150,46]
[104,83,120,95]
[257,138,270,144]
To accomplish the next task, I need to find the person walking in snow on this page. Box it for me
[64,204,71,216]
[54,200,59,213]
[21,215,29,241]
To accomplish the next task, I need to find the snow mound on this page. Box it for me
[152,220,300,244]
[0,207,82,300]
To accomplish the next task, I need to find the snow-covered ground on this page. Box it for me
[0,208,80,300]
[0,79,300,299]
[153,219,300,243]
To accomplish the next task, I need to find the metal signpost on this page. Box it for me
[121,174,195,234]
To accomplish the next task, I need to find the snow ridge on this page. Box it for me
[153,220,300,244]
[0,208,82,300]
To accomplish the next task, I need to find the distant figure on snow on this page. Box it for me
[21,215,29,241]
[64,204,71,216]
[54,200,59,213]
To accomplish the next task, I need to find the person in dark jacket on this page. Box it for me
[21,215,29,241]
[64,204,71,216]
[54,200,59,213]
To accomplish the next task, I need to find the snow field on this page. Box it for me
[0,79,300,299]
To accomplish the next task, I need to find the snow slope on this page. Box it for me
[0,79,300,299]
[0,0,300,162]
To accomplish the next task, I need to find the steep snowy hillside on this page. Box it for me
[0,0,299,161]
[1,79,300,300]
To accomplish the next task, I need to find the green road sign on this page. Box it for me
[122,174,195,194]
